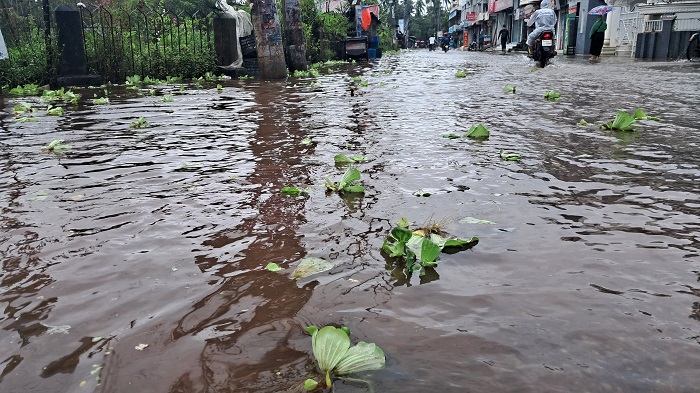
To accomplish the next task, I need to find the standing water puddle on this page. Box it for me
[1,51,699,392]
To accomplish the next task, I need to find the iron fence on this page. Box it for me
[0,1,217,87]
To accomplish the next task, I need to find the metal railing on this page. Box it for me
[644,20,663,33]
[0,1,217,87]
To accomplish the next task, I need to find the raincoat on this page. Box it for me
[526,0,557,46]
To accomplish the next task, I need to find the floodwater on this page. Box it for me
[1,50,699,393]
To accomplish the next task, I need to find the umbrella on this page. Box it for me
[588,5,613,15]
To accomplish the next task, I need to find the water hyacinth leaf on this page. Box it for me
[342,185,365,194]
[459,216,496,225]
[304,379,319,391]
[311,326,351,386]
[603,111,635,131]
[466,124,490,139]
[544,91,561,101]
[293,257,333,278]
[503,84,516,93]
[43,139,72,153]
[335,342,386,375]
[455,70,467,78]
[396,217,411,228]
[338,166,360,189]
[301,137,313,145]
[265,262,282,272]
[406,234,426,261]
[47,106,64,116]
[340,327,350,337]
[443,236,479,250]
[443,133,461,139]
[334,154,355,163]
[92,97,109,105]
[281,186,309,196]
[499,149,521,161]
[306,325,318,336]
[12,117,38,123]
[420,239,441,265]
[350,155,367,162]
[633,108,661,121]
[14,102,34,114]
[578,119,590,126]
[391,227,413,243]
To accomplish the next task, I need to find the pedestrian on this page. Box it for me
[589,15,607,61]
[497,25,509,54]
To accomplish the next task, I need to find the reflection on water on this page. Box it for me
[1,52,699,392]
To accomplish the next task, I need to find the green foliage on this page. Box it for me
[293,257,333,278]
[42,139,72,153]
[334,154,367,164]
[602,110,635,131]
[324,166,365,194]
[46,106,64,116]
[465,124,490,139]
[499,149,521,161]
[455,70,467,78]
[544,90,561,101]
[307,325,385,387]
[130,116,150,129]
[8,84,43,96]
[503,84,516,93]
[382,218,478,278]
[301,0,350,63]
[281,186,311,196]
[266,262,282,272]
[41,88,81,105]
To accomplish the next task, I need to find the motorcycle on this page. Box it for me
[532,29,556,68]
[441,40,449,53]
[428,42,435,51]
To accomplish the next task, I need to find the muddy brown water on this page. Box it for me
[1,51,699,393]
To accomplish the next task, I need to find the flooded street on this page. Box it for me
[1,50,699,393]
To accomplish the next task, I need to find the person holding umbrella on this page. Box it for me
[588,5,612,61]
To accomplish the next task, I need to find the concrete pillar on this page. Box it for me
[601,11,615,56]
[55,5,101,86]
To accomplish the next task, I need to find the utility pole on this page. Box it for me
[283,0,307,72]
[250,0,287,79]
[42,0,54,84]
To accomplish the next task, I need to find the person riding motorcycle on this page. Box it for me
[526,0,556,57]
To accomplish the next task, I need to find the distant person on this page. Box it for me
[497,25,510,54]
[589,15,607,61]
[428,35,436,51]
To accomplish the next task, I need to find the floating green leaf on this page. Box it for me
[42,139,72,153]
[304,379,319,391]
[13,102,34,115]
[308,326,385,388]
[455,70,467,78]
[544,91,561,101]
[161,95,173,103]
[503,84,516,93]
[602,111,635,131]
[92,97,109,105]
[325,166,364,194]
[266,262,282,272]
[281,186,310,196]
[396,217,411,228]
[499,149,521,161]
[459,216,496,225]
[11,117,38,123]
[301,137,313,145]
[9,83,43,96]
[46,106,64,116]
[466,124,490,139]
[130,116,149,129]
[311,326,351,387]
[293,257,333,279]
[578,119,590,126]
[334,154,356,164]
[443,133,461,139]
[633,108,661,121]
[335,341,386,375]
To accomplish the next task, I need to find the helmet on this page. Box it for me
[540,0,551,9]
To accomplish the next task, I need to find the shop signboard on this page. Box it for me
[466,12,478,21]
[488,0,513,13]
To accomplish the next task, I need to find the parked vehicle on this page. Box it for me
[532,29,556,68]
[687,31,700,61]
